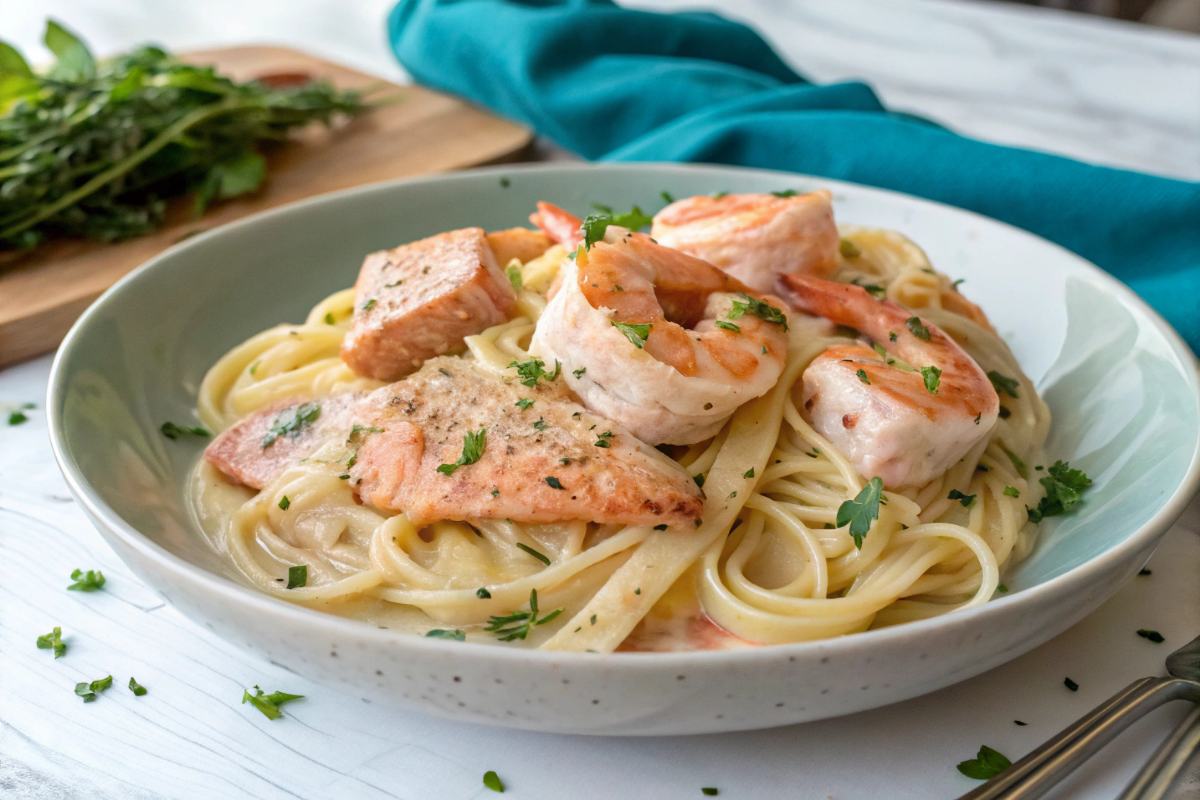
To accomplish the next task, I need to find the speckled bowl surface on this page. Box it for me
[48,163,1200,735]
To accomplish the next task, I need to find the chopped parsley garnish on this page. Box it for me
[499,177,510,188]
[505,263,523,292]
[580,206,653,249]
[702,789,719,797]
[836,477,884,548]
[974,412,981,425]
[545,476,565,490]
[956,745,1012,780]
[279,496,290,510]
[1137,629,1164,643]
[533,417,548,431]
[1064,677,1079,691]
[693,473,706,488]
[425,629,466,642]
[324,312,335,324]
[560,456,570,464]
[771,189,798,198]
[590,614,597,625]
[161,421,210,440]
[516,543,551,565]
[67,569,105,592]
[852,280,887,299]
[249,361,260,376]
[727,293,788,331]
[710,191,729,199]
[36,626,66,658]
[999,406,1012,419]
[856,368,870,384]
[476,587,492,599]
[905,316,931,340]
[573,367,587,379]
[1003,486,1020,498]
[997,584,1008,593]
[612,320,652,348]
[483,770,505,793]
[287,565,307,589]
[744,468,755,479]
[242,686,304,720]
[262,402,320,448]
[921,365,942,394]
[889,332,898,342]
[654,524,668,531]
[485,589,563,641]
[515,398,534,410]
[1014,720,1027,726]
[9,410,28,425]
[507,357,561,387]
[361,298,376,312]
[384,279,403,288]
[595,430,614,448]
[438,428,487,476]
[75,675,113,703]
[839,238,861,258]
[1026,460,1092,523]
[1004,448,1027,478]
[714,320,741,333]
[128,677,147,696]
[1139,568,1152,576]
[661,190,675,203]
[592,202,613,214]
[987,370,1020,398]
[948,489,975,507]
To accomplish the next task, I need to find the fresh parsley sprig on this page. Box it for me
[1026,460,1092,523]
[242,685,304,720]
[261,402,320,448]
[727,293,788,331]
[75,675,113,703]
[36,626,66,658]
[507,358,560,387]
[612,321,651,349]
[67,568,105,591]
[437,428,486,476]
[485,589,564,642]
[835,477,885,548]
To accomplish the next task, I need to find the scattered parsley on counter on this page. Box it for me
[1014,720,1027,726]
[128,677,148,696]
[242,686,304,720]
[261,402,320,448]
[1064,677,1079,691]
[438,428,487,476]
[516,543,551,566]
[67,568,105,591]
[837,477,884,548]
[425,629,465,642]
[507,357,560,387]
[905,316,931,341]
[75,675,113,703]
[483,770,505,793]
[702,789,719,797]
[1139,568,1152,576]
[161,421,210,440]
[1137,629,1164,643]
[8,410,29,425]
[287,565,307,589]
[36,626,66,658]
[485,589,563,642]
[956,745,1012,780]
[613,320,652,349]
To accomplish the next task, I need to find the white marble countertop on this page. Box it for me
[3,1,1199,798]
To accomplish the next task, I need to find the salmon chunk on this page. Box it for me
[340,228,517,382]
[486,228,552,267]
[204,358,704,528]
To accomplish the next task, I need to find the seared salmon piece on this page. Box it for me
[486,228,552,267]
[203,358,704,528]
[340,228,517,382]
[203,392,363,490]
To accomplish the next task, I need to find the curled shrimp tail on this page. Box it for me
[530,202,583,249]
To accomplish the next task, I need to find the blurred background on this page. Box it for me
[1015,0,1199,31]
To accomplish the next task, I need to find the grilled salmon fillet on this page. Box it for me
[204,358,704,528]
[340,228,517,382]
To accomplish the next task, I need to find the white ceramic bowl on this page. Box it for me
[48,163,1200,735]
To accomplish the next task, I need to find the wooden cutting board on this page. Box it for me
[0,45,534,368]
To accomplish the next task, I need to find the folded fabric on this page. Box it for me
[389,0,1200,352]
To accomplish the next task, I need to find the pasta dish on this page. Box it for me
[189,189,1059,653]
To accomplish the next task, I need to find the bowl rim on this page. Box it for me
[46,161,1200,668]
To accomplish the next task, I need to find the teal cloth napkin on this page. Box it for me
[389,0,1200,352]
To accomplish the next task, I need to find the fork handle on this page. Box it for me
[1117,703,1200,800]
[958,677,1200,800]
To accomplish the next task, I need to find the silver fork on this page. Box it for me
[957,633,1200,800]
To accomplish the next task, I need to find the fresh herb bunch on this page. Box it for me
[0,20,369,250]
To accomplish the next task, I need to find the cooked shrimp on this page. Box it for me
[529,201,584,250]
[777,274,999,488]
[650,191,840,292]
[530,213,790,445]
